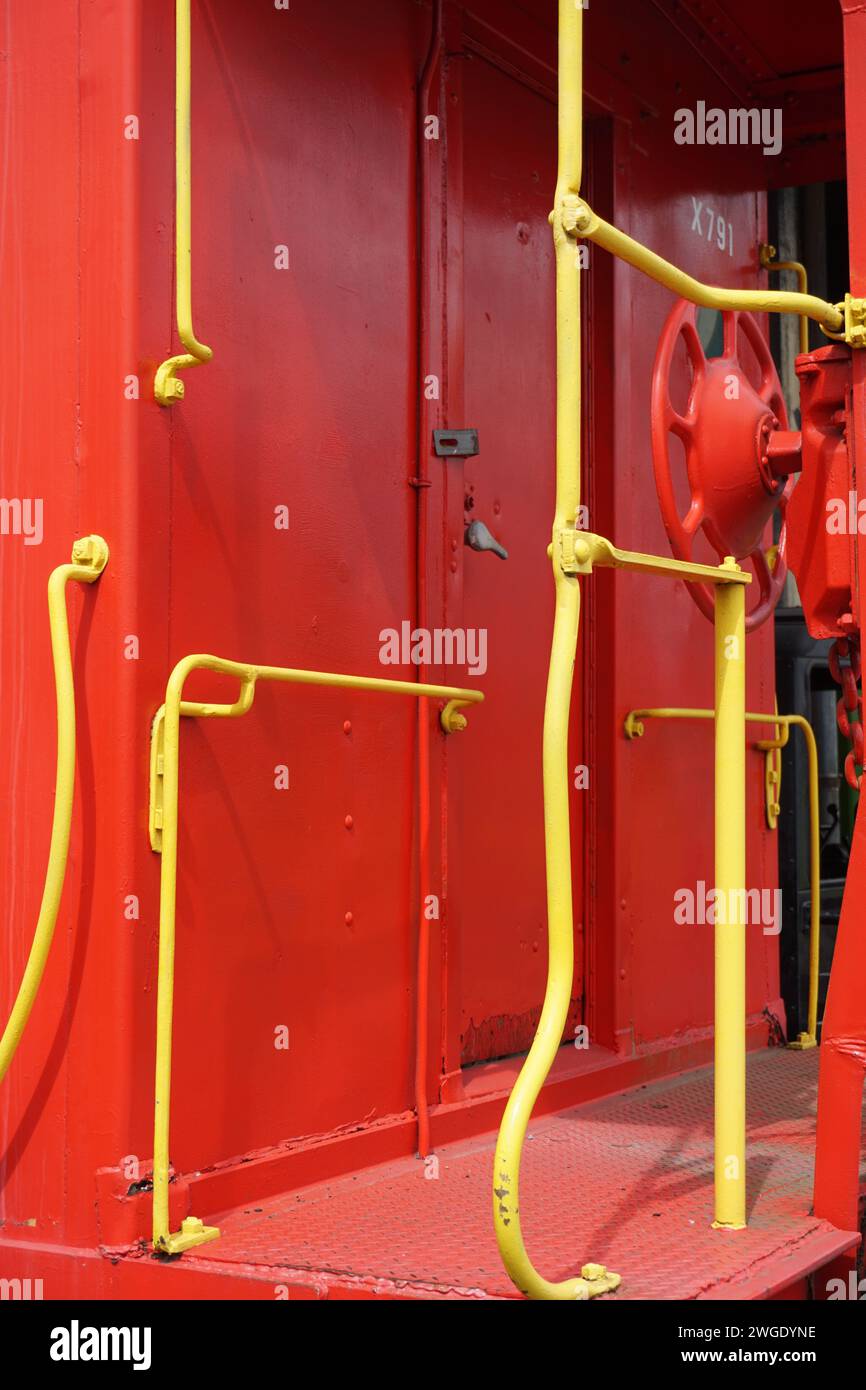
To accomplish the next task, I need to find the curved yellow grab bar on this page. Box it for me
[0,536,109,1085]
[624,706,821,1049]
[759,244,809,355]
[155,0,213,405]
[492,1,619,1302]
[149,652,483,1254]
[570,200,844,338]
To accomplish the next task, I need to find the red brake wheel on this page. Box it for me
[650,299,796,634]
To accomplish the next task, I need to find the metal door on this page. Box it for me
[458,53,587,1064]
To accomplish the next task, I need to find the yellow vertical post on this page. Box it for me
[713,561,747,1230]
[152,677,181,1248]
[491,0,619,1300]
[152,668,220,1253]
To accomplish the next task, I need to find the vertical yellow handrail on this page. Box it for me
[491,0,619,1302]
[713,567,747,1228]
[623,707,822,1050]
[494,531,749,1286]
[759,244,810,356]
[754,715,821,1049]
[0,537,109,1084]
[155,0,213,405]
[793,717,821,1046]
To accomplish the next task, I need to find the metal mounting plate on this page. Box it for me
[433,428,479,458]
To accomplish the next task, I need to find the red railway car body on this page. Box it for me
[1,0,864,1308]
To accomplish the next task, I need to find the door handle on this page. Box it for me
[465,518,508,560]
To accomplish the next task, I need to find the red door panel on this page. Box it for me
[459,56,585,1063]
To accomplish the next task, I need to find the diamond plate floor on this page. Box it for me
[185,1048,862,1299]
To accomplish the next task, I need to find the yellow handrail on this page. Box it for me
[0,536,109,1085]
[712,577,747,1228]
[155,0,213,404]
[759,244,809,355]
[494,0,773,1285]
[624,706,821,1049]
[569,199,844,338]
[149,652,483,1254]
[494,549,749,1288]
[492,1,619,1301]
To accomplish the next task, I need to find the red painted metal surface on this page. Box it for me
[0,0,845,1298]
[459,51,585,1065]
[814,789,866,1243]
[3,1048,859,1300]
[813,0,866,1261]
[175,1051,854,1302]
[787,345,854,640]
[412,0,442,1162]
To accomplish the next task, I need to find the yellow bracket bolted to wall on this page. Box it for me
[624,705,821,1051]
[0,536,109,1086]
[154,0,213,405]
[147,652,482,1255]
[566,198,866,346]
[556,530,752,585]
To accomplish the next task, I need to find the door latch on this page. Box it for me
[465,519,508,560]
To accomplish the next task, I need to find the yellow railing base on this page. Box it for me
[788,1033,818,1051]
[158,1217,221,1255]
[577,1264,621,1300]
[711,1220,747,1232]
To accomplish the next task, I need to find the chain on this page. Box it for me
[829,635,863,791]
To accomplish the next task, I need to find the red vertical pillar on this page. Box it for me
[812,0,866,1254]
